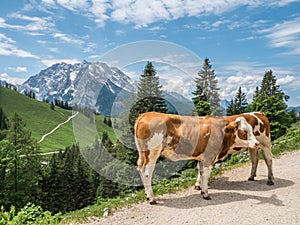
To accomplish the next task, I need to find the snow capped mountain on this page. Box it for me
[22,61,135,115]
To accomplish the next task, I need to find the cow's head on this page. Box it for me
[224,117,260,149]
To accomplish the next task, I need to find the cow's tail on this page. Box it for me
[134,114,145,170]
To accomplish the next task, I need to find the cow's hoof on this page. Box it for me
[267,180,274,186]
[203,195,211,200]
[194,185,201,191]
[248,177,255,181]
[149,200,157,205]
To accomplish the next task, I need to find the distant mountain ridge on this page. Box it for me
[21,61,135,115]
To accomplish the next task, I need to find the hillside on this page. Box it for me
[0,87,116,152]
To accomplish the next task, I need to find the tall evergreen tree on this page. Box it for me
[227,87,248,115]
[192,58,220,115]
[0,113,42,210]
[251,70,291,139]
[129,62,167,128]
[0,108,8,140]
[192,84,211,116]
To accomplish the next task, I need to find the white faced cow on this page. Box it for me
[134,112,273,204]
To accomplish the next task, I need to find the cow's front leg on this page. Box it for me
[194,161,202,190]
[201,164,212,200]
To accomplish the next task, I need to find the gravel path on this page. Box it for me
[82,150,300,225]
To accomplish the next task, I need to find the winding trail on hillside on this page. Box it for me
[82,150,300,225]
[37,111,79,143]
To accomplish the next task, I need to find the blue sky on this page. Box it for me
[0,0,300,106]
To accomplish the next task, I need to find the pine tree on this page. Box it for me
[41,150,65,212]
[0,108,7,140]
[129,62,167,128]
[0,113,42,210]
[227,87,248,115]
[50,101,55,110]
[251,70,291,139]
[192,58,221,115]
[192,84,211,116]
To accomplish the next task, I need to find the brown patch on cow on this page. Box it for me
[216,121,238,161]
[254,131,260,136]
[238,129,248,140]
[165,116,181,148]
[135,114,152,140]
[241,114,259,130]
[192,117,211,157]
[137,150,150,172]
[254,112,270,137]
[259,123,265,133]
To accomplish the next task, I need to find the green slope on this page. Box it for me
[0,87,116,152]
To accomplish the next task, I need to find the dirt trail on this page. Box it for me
[38,112,78,143]
[83,150,300,225]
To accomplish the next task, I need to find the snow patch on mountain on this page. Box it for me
[21,61,135,115]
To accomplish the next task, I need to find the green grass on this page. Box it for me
[272,120,300,156]
[0,87,117,152]
[1,87,71,144]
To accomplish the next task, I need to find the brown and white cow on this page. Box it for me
[134,112,271,204]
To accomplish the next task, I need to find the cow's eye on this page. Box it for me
[238,130,248,140]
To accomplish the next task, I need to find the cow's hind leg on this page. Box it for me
[261,145,274,185]
[194,161,202,190]
[248,148,259,181]
[199,161,212,200]
[137,147,161,204]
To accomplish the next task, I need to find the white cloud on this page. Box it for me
[89,0,110,27]
[260,17,300,55]
[7,66,28,72]
[218,62,269,100]
[56,0,91,12]
[1,13,55,32]
[48,47,59,52]
[0,33,15,43]
[42,0,56,6]
[217,61,300,102]
[115,30,125,36]
[52,33,84,45]
[277,75,295,85]
[0,33,39,58]
[0,73,26,84]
